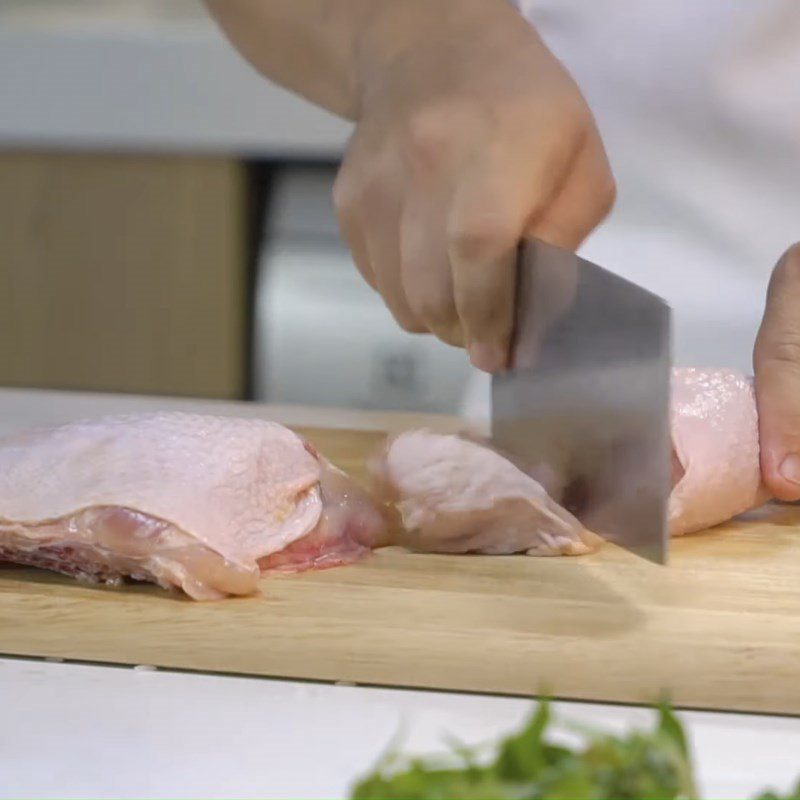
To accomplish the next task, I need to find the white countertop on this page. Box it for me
[1,387,798,799]
[0,0,350,156]
[2,658,799,800]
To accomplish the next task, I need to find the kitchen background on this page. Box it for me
[1,0,792,417]
[0,0,473,415]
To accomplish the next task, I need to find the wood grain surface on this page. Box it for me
[0,151,247,398]
[1,425,799,716]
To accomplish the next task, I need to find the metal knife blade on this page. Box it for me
[491,239,672,563]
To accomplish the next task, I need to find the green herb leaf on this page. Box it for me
[348,701,792,800]
[658,703,690,758]
[494,701,554,781]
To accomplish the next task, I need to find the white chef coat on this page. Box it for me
[461,0,800,423]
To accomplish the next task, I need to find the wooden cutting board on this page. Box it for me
[1,425,799,716]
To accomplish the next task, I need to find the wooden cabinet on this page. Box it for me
[0,151,249,398]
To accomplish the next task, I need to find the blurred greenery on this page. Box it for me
[351,701,798,800]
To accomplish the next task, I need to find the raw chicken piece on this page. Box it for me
[670,367,768,535]
[261,454,390,572]
[0,413,385,599]
[371,430,600,556]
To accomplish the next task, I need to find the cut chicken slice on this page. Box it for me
[0,413,385,599]
[371,429,600,556]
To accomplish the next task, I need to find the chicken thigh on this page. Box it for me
[0,413,385,599]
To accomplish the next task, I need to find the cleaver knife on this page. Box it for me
[491,239,672,563]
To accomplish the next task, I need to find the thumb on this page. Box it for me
[753,243,800,501]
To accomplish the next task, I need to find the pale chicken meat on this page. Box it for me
[670,367,767,535]
[0,413,385,599]
[372,430,601,556]
[374,368,769,555]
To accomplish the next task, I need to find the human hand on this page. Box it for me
[334,0,615,372]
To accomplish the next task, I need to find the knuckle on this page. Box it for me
[548,91,593,136]
[404,105,459,169]
[353,259,377,290]
[455,279,513,335]
[333,168,392,218]
[530,218,580,251]
[447,216,517,263]
[765,338,800,369]
[359,172,393,212]
[403,262,462,340]
[437,325,465,348]
[756,324,800,372]
[454,283,490,320]
[397,317,427,335]
[595,171,617,218]
[573,101,596,132]
[331,172,357,217]
[460,297,511,340]
[388,300,427,334]
[409,290,458,330]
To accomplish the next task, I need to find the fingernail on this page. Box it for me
[779,454,800,485]
[468,342,506,373]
